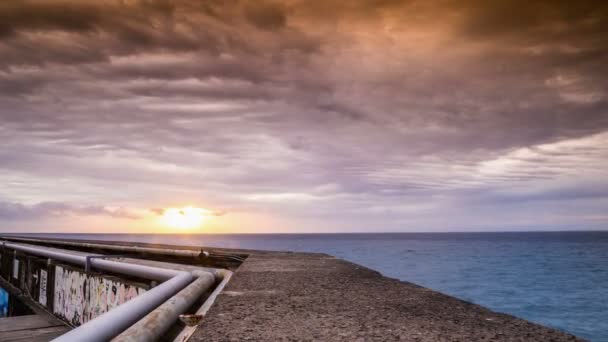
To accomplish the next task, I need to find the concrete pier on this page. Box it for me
[191,249,582,342]
[0,237,584,341]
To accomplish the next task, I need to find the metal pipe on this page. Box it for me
[172,270,233,342]
[113,271,216,342]
[0,235,203,258]
[0,235,246,263]
[0,240,217,342]
[3,241,179,281]
[55,272,194,342]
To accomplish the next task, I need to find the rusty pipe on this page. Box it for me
[172,270,233,342]
[112,270,217,342]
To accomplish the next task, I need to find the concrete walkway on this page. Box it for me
[192,250,582,341]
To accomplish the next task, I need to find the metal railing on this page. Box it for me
[0,240,224,342]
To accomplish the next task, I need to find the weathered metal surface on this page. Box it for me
[85,255,135,273]
[39,269,47,307]
[0,236,246,268]
[113,271,215,342]
[0,240,225,342]
[52,266,147,326]
[54,272,194,342]
[178,314,203,327]
[172,270,233,342]
[1,236,203,258]
[12,259,19,279]
[0,241,195,341]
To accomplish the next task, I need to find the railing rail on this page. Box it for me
[0,240,220,342]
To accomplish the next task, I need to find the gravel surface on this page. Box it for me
[192,251,583,341]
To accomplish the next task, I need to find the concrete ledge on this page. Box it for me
[191,250,583,341]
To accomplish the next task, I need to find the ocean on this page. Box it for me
[20,231,608,341]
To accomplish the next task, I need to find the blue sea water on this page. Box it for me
[22,231,608,341]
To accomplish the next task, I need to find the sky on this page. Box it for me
[0,0,607,233]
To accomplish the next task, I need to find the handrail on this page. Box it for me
[0,235,203,258]
[0,240,218,342]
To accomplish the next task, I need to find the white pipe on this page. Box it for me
[0,235,245,263]
[0,235,202,258]
[0,241,217,342]
[3,241,179,281]
[55,272,194,342]
[113,271,216,342]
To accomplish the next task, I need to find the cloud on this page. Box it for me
[0,1,102,37]
[0,0,607,232]
[0,201,143,220]
[244,2,287,31]
[455,0,608,41]
[150,207,226,217]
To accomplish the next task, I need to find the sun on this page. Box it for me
[160,206,208,230]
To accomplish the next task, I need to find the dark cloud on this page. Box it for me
[0,1,102,37]
[244,2,287,30]
[0,0,177,38]
[456,0,608,40]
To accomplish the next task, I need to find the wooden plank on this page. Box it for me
[0,315,62,332]
[21,333,69,342]
[0,325,69,341]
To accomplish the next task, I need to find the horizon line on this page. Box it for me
[1,229,607,236]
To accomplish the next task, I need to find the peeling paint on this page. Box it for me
[53,266,147,326]
[39,269,47,306]
[12,259,19,279]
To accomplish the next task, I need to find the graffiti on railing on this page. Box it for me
[53,266,147,325]
[39,269,47,306]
